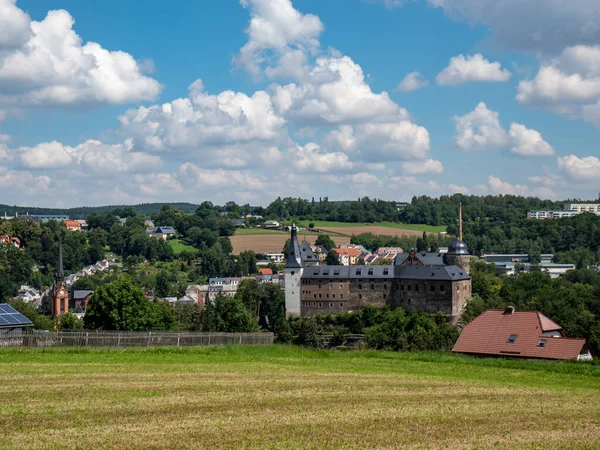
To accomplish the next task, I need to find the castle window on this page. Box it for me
[332,294,336,299]
[319,303,322,308]
[400,284,404,291]
[329,303,334,308]
[383,268,389,275]
[340,284,343,289]
[368,268,374,276]
[323,270,329,276]
[415,285,419,292]
[440,284,445,292]
[356,269,362,275]
[314,294,317,298]
[384,285,387,290]
[340,294,344,299]
[371,284,375,290]
[334,269,340,275]
[358,284,363,290]
[383,294,387,300]
[326,294,329,299]
[319,294,322,298]
[359,294,362,300]
[408,285,411,291]
[329,283,332,289]
[340,303,343,308]
[430,285,435,292]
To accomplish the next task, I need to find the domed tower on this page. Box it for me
[446,203,471,274]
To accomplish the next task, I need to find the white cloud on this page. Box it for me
[349,172,380,185]
[236,0,323,77]
[401,159,444,175]
[557,155,600,182]
[179,163,266,190]
[0,4,161,110]
[508,123,555,156]
[453,102,509,150]
[436,54,511,85]
[119,79,286,155]
[516,46,600,128]
[447,183,469,194]
[453,103,553,157]
[488,175,529,196]
[292,142,353,173]
[396,72,429,92]
[428,0,600,54]
[16,139,161,173]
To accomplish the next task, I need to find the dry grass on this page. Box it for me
[230,234,350,254]
[319,225,432,238]
[0,346,599,449]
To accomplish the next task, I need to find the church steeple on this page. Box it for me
[459,202,463,241]
[55,238,64,282]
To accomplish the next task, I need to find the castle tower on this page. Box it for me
[446,203,471,274]
[284,224,303,318]
[51,239,69,317]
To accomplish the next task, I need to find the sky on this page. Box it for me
[1,0,600,207]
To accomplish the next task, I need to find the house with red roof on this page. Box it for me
[453,307,592,361]
[64,220,82,231]
[0,234,21,248]
[258,268,273,275]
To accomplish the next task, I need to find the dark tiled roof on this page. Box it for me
[74,290,93,300]
[396,265,470,281]
[299,240,318,267]
[285,225,302,269]
[155,226,176,234]
[394,252,446,266]
[452,309,586,360]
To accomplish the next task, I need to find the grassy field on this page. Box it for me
[1,346,598,449]
[167,239,198,255]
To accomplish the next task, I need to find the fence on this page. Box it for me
[0,330,274,349]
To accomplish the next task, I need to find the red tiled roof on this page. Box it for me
[258,268,273,275]
[64,220,81,228]
[452,309,586,360]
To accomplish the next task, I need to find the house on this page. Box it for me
[76,219,87,228]
[262,220,280,229]
[16,285,41,303]
[144,219,154,228]
[31,214,70,223]
[146,226,177,240]
[0,303,33,334]
[258,268,273,275]
[333,247,361,266]
[73,290,93,311]
[481,254,575,278]
[64,220,81,231]
[452,307,592,361]
[229,219,246,228]
[265,253,285,264]
[0,235,21,248]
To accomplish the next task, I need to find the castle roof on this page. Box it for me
[285,224,302,269]
[302,264,470,281]
[448,238,469,255]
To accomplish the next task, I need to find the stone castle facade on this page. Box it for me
[284,223,472,322]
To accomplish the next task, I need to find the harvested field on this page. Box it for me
[1,346,599,449]
[319,225,431,237]
[231,234,350,254]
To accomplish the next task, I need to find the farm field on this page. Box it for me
[0,346,598,449]
[231,234,350,254]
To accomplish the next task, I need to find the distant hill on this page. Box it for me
[0,203,201,219]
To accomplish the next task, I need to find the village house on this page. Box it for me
[262,220,280,229]
[453,307,592,361]
[146,226,177,240]
[0,235,21,248]
[73,290,93,312]
[0,303,33,334]
[16,285,41,304]
[64,220,82,231]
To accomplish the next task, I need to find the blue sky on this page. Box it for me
[1,0,599,207]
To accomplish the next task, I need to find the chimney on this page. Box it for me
[459,203,463,241]
[503,306,515,315]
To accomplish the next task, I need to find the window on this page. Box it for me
[319,303,322,308]
[340,303,343,308]
[401,284,404,291]
[359,294,362,300]
[358,284,363,290]
[329,303,334,308]
[440,284,445,292]
[314,294,317,299]
[415,285,419,292]
[323,270,329,276]
[371,284,375,290]
[332,294,336,299]
[356,269,362,275]
[339,284,343,290]
[507,334,518,344]
[340,294,344,299]
[537,339,547,348]
[384,285,387,290]
[368,268,374,276]
[383,268,389,275]
[326,294,329,299]
[383,294,387,300]
[319,293,322,298]
[334,269,340,275]
[408,285,411,291]
[430,285,435,292]
[329,283,332,290]
[60,298,65,313]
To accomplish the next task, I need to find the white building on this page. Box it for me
[528,203,600,219]
[265,253,285,264]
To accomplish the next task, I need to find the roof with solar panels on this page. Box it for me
[0,304,33,329]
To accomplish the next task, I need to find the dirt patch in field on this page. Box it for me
[231,234,351,254]
[319,226,427,237]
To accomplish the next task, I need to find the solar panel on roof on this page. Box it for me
[0,304,33,328]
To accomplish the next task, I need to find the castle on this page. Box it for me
[284,208,472,322]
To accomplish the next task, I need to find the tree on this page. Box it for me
[315,234,335,251]
[200,294,260,332]
[325,250,340,266]
[84,277,174,331]
[282,239,290,256]
[58,312,84,330]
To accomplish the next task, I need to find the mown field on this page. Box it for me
[167,238,197,255]
[1,346,599,449]
[230,234,350,254]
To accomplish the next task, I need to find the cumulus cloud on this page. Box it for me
[517,45,600,128]
[453,103,553,156]
[179,163,266,190]
[292,142,353,173]
[453,102,509,150]
[487,175,556,199]
[401,159,444,175]
[16,139,161,173]
[557,154,600,182]
[396,72,429,92]
[119,79,286,154]
[0,2,161,110]
[436,54,511,85]
[236,0,323,77]
[428,0,600,54]
[508,123,555,156]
